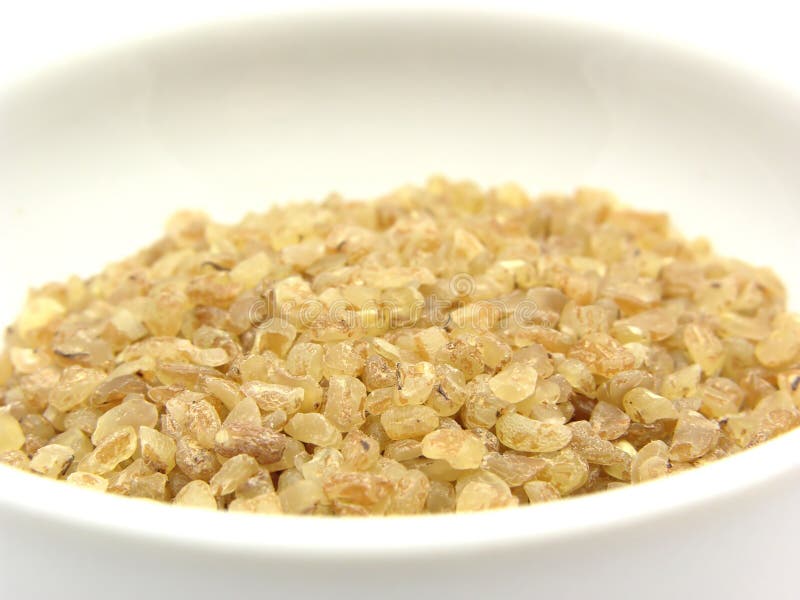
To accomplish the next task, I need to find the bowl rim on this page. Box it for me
[2,5,800,557]
[2,429,799,557]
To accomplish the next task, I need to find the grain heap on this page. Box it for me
[1,178,798,516]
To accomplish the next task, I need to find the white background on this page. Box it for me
[0,0,800,92]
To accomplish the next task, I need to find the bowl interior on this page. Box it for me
[1,8,800,551]
[2,11,800,312]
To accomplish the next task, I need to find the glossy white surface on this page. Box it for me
[2,1,800,90]
[1,9,799,599]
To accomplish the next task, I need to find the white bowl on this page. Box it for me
[1,8,799,599]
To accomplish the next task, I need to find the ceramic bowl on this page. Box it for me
[1,8,799,599]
